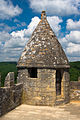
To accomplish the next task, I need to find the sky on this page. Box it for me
[0,0,80,62]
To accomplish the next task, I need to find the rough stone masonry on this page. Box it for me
[1,11,80,117]
[0,72,23,116]
[17,11,70,106]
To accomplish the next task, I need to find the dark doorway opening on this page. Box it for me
[28,68,37,78]
[56,70,62,96]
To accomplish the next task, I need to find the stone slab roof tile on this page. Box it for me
[17,11,70,68]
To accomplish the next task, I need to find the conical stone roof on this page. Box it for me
[17,11,70,68]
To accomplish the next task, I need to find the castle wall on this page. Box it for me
[0,84,23,116]
[17,68,56,106]
[70,81,80,101]
[55,69,70,105]
[62,69,70,103]
[0,73,23,116]
[0,73,1,87]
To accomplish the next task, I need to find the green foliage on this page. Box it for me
[69,61,80,81]
[0,62,17,86]
[0,61,80,86]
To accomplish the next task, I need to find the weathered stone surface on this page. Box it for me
[4,72,14,87]
[70,81,80,101]
[1,103,80,120]
[63,69,70,101]
[70,81,80,89]
[0,83,23,116]
[78,76,80,81]
[17,68,56,106]
[17,11,70,68]
[55,69,70,105]
[70,89,80,101]
[0,73,1,87]
[17,11,70,106]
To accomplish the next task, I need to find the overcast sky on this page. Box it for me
[0,0,80,62]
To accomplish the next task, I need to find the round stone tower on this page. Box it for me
[17,11,70,106]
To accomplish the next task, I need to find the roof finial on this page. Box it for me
[41,11,46,20]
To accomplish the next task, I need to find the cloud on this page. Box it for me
[10,16,62,40]
[0,17,39,61]
[0,32,27,61]
[26,17,40,35]
[0,0,22,19]
[29,0,80,16]
[1,15,80,62]
[14,19,20,23]
[21,22,26,27]
[0,23,16,32]
[14,19,27,27]
[0,16,63,61]
[47,16,63,35]
[67,19,80,30]
[68,57,80,62]
[60,30,80,61]
[11,17,40,39]
[0,31,11,42]
[63,31,80,44]
[59,37,68,49]
[66,42,80,56]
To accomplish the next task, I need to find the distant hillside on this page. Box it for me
[0,61,80,86]
[69,61,80,81]
[0,62,17,86]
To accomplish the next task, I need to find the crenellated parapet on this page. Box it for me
[4,72,14,87]
[0,72,23,116]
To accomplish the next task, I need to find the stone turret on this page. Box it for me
[17,11,70,106]
[17,11,69,68]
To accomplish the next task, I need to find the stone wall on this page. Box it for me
[4,72,14,87]
[63,69,70,102]
[17,68,56,106]
[0,72,23,116]
[55,69,70,105]
[0,73,1,87]
[70,81,80,101]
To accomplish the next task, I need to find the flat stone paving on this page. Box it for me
[0,102,80,120]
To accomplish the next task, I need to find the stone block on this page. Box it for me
[20,68,56,106]
[0,83,23,116]
[78,76,80,81]
[4,72,14,87]
[70,89,80,101]
[0,73,1,87]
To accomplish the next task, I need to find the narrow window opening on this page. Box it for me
[28,68,37,78]
[56,70,62,96]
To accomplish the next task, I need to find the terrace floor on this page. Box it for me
[1,102,80,120]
